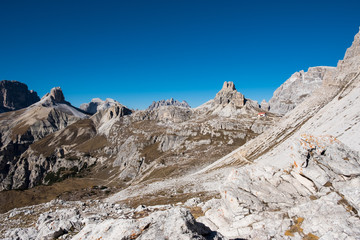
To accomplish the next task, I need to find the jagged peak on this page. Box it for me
[80,97,124,114]
[214,81,245,107]
[147,98,190,110]
[39,87,69,106]
[221,81,236,91]
[49,87,65,103]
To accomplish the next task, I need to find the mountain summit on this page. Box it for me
[147,98,190,110]
[80,98,124,114]
[214,81,245,107]
[39,87,70,106]
[0,80,40,113]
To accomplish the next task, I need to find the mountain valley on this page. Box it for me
[0,29,360,240]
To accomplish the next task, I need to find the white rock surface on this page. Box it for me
[269,66,336,115]
[80,98,124,114]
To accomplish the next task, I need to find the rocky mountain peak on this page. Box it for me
[80,98,122,114]
[221,81,236,91]
[0,80,40,113]
[147,98,190,111]
[39,87,70,107]
[49,87,65,103]
[214,81,245,107]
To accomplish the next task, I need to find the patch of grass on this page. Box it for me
[284,217,304,237]
[11,123,30,140]
[140,142,162,164]
[74,135,109,153]
[323,181,333,188]
[122,191,217,209]
[187,206,204,219]
[309,195,318,201]
[141,165,178,182]
[30,119,97,157]
[338,197,358,215]
[284,217,320,240]
[303,233,320,240]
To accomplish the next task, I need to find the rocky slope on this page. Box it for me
[194,29,360,239]
[269,66,337,115]
[0,80,40,113]
[147,98,190,110]
[0,87,89,190]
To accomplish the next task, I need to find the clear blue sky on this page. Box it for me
[1,0,360,109]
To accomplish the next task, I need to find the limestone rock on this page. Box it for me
[39,87,70,106]
[196,81,256,117]
[80,98,123,114]
[268,66,336,115]
[147,98,190,110]
[260,99,269,111]
[0,80,40,113]
[214,81,245,108]
[49,87,65,103]
[73,207,224,240]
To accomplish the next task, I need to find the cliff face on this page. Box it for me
[0,80,40,113]
[268,66,336,115]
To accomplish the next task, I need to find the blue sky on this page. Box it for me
[1,0,360,109]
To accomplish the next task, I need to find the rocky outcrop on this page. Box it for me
[0,80,40,113]
[214,81,245,108]
[268,66,336,115]
[1,200,224,240]
[80,98,123,114]
[260,99,270,111]
[200,134,360,239]
[147,98,190,110]
[39,87,71,107]
[196,81,253,117]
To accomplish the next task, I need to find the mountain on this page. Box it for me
[0,80,40,113]
[0,87,89,190]
[268,66,337,115]
[80,98,125,114]
[196,81,262,117]
[2,30,360,239]
[0,80,276,197]
[147,98,190,110]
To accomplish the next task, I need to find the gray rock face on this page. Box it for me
[49,87,65,103]
[268,66,336,115]
[80,98,123,114]
[0,80,40,113]
[39,87,70,106]
[147,98,190,110]
[260,99,270,111]
[201,135,360,239]
[214,81,245,108]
